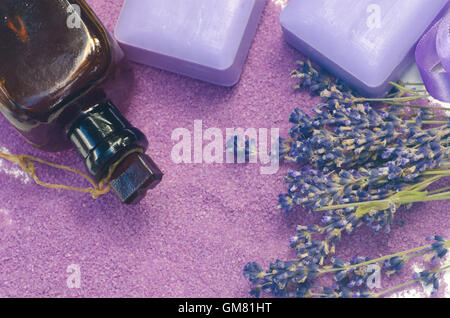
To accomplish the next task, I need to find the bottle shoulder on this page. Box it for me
[0,0,113,119]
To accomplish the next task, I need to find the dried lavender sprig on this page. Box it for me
[287,107,448,163]
[248,61,450,298]
[314,175,450,216]
[292,61,432,108]
[374,264,450,298]
[280,173,449,261]
[292,60,448,117]
[320,263,450,298]
[278,163,450,259]
[282,102,449,174]
[292,60,427,103]
[282,61,449,237]
[244,237,450,298]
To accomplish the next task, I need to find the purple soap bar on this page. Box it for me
[115,0,266,86]
[281,0,449,96]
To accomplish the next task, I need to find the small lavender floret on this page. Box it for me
[414,269,441,296]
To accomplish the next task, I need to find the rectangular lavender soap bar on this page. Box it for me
[281,0,449,97]
[115,0,266,86]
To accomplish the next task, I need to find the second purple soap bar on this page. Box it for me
[281,0,449,97]
[115,0,266,86]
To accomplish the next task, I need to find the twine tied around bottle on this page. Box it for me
[0,148,144,199]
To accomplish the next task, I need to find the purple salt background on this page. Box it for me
[0,0,448,297]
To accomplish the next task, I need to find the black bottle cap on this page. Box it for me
[67,102,163,204]
[109,152,162,204]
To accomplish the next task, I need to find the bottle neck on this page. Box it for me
[67,102,163,203]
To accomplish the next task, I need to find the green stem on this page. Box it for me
[386,102,450,111]
[318,244,434,275]
[373,279,419,298]
[400,82,425,86]
[423,170,450,176]
[429,185,450,194]
[315,174,449,213]
[405,251,429,260]
[354,95,430,104]
[389,82,419,95]
[315,191,450,212]
[405,176,442,191]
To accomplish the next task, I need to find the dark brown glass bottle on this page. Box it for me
[0,0,163,204]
